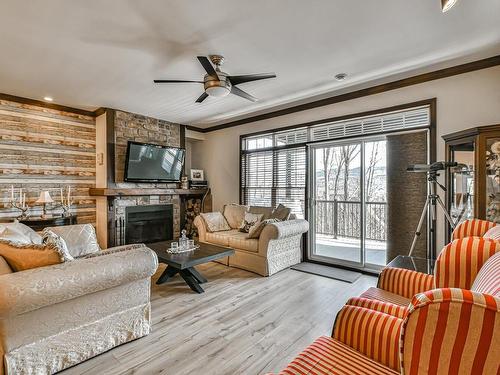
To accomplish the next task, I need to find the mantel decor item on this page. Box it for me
[58,186,74,217]
[8,185,29,219]
[190,169,204,181]
[36,191,54,219]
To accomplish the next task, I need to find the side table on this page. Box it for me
[17,215,77,231]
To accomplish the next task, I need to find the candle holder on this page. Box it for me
[8,186,29,219]
[61,203,73,217]
[57,186,74,218]
[9,200,30,220]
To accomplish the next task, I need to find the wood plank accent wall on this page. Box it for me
[0,99,96,224]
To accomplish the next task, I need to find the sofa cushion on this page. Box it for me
[223,204,249,229]
[247,218,281,239]
[205,230,239,247]
[239,212,263,233]
[0,256,13,275]
[228,232,259,252]
[200,212,231,233]
[46,224,101,258]
[270,204,291,221]
[0,239,62,271]
[0,222,42,244]
[41,229,75,262]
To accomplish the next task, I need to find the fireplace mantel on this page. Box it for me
[90,188,208,197]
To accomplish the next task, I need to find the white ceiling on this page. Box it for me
[0,0,499,128]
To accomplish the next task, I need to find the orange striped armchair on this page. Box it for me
[271,220,500,374]
[271,251,500,374]
[357,219,500,310]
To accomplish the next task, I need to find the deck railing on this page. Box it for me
[315,200,387,241]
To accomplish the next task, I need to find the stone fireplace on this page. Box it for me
[92,108,210,248]
[114,196,178,245]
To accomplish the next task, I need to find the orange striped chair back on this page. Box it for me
[452,218,496,240]
[471,251,500,297]
[401,288,500,375]
[434,237,500,290]
[333,305,403,371]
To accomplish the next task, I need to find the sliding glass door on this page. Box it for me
[309,138,387,270]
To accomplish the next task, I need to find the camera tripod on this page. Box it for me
[408,171,456,258]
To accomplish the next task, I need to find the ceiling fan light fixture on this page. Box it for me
[206,85,230,97]
[441,0,458,12]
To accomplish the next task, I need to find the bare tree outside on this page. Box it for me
[315,140,387,265]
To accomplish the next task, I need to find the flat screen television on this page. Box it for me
[124,141,185,182]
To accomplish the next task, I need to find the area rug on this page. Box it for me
[291,262,362,283]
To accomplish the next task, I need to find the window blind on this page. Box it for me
[241,146,306,218]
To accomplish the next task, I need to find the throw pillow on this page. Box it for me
[239,212,263,233]
[42,229,75,262]
[247,218,281,239]
[46,224,101,258]
[0,239,62,272]
[483,225,500,240]
[0,256,13,275]
[270,204,291,221]
[200,212,231,233]
[249,206,274,220]
[223,204,249,229]
[0,222,42,244]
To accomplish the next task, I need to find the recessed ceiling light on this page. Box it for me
[43,96,53,102]
[334,73,348,81]
[441,0,458,12]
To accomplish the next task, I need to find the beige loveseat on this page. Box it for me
[194,205,309,276]
[0,224,158,375]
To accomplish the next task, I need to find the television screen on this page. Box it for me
[124,141,185,182]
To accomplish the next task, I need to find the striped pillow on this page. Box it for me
[483,224,500,240]
[471,251,500,297]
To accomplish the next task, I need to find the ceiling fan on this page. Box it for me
[154,55,276,103]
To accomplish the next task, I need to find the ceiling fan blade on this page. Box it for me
[195,92,209,103]
[154,80,203,83]
[227,73,276,86]
[197,56,219,79]
[230,86,258,102]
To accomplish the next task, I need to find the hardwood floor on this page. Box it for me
[62,262,376,375]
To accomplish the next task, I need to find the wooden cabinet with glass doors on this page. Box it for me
[443,124,500,241]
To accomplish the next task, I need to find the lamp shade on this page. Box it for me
[36,191,54,204]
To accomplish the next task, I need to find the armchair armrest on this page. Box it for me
[378,267,434,299]
[401,288,500,374]
[258,219,309,255]
[193,215,208,242]
[452,219,496,240]
[333,305,403,371]
[346,297,408,319]
[0,246,158,318]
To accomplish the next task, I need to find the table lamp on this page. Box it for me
[36,191,54,218]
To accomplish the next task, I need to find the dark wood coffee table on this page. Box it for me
[148,241,235,293]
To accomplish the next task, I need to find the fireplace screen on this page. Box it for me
[124,204,173,244]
